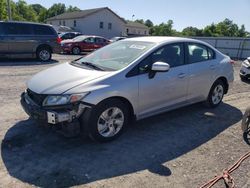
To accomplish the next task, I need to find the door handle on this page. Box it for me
[178,73,186,78]
[210,65,216,70]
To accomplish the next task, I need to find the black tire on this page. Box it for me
[206,80,225,108]
[242,107,250,133]
[82,99,129,142]
[36,47,52,62]
[240,75,248,82]
[72,47,81,55]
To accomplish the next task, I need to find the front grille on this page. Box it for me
[27,89,47,106]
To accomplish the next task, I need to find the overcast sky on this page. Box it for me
[23,0,250,32]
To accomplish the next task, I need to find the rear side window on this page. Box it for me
[3,23,32,35]
[33,25,55,35]
[188,43,209,63]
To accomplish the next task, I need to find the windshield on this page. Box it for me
[73,36,86,42]
[73,40,156,71]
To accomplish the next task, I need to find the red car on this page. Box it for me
[61,35,110,54]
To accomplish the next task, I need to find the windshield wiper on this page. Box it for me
[81,62,104,71]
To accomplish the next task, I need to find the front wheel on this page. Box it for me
[206,80,225,108]
[83,99,129,142]
[242,107,250,133]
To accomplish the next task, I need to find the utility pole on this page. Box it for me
[7,0,12,21]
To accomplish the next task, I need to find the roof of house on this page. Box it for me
[126,21,149,29]
[46,7,126,24]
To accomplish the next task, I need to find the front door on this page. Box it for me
[138,43,189,118]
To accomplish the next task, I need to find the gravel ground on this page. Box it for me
[0,54,250,188]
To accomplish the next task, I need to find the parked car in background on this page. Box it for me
[0,21,61,61]
[240,57,250,81]
[21,37,234,142]
[61,35,110,54]
[110,36,126,42]
[59,32,82,41]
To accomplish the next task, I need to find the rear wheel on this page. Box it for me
[72,47,81,55]
[206,80,225,108]
[36,47,52,62]
[242,107,250,133]
[83,99,129,142]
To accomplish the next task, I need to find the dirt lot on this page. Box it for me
[0,54,250,188]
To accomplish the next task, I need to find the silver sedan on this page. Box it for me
[21,37,234,142]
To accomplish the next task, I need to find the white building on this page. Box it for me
[46,7,149,39]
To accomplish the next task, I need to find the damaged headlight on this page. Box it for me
[43,92,89,106]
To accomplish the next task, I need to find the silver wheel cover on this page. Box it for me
[212,85,224,105]
[39,50,50,61]
[97,107,124,138]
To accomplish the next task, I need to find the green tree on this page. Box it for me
[135,19,144,24]
[14,0,37,21]
[152,20,177,36]
[145,19,153,28]
[67,5,80,12]
[31,4,45,14]
[47,3,66,18]
[202,23,217,37]
[0,0,7,20]
[182,26,203,36]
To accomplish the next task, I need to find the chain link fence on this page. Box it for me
[193,37,250,60]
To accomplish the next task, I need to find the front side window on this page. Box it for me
[99,22,104,29]
[73,41,156,71]
[139,43,185,74]
[188,43,209,63]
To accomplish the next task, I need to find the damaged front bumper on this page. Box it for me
[20,92,92,124]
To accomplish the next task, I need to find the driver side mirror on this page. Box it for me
[247,57,250,62]
[151,62,170,72]
[149,62,170,79]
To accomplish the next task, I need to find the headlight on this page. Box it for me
[43,92,89,106]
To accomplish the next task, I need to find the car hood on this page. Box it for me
[27,62,111,94]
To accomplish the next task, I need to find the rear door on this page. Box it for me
[186,43,217,101]
[0,23,9,56]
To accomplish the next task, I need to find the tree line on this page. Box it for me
[0,0,249,37]
[0,0,79,23]
[136,18,249,37]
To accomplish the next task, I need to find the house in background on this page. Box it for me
[125,21,149,36]
[46,7,149,38]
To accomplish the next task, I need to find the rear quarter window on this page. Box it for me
[33,25,55,35]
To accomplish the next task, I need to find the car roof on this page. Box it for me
[124,36,208,45]
[0,21,52,27]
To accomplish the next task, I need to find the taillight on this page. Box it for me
[57,37,62,44]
